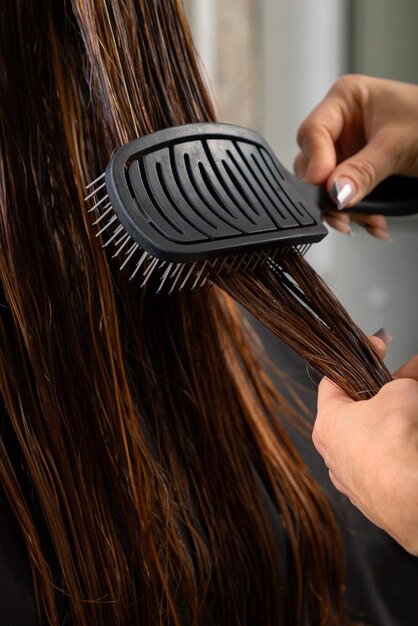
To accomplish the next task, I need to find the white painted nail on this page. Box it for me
[331,177,356,210]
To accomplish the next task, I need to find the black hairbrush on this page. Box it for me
[85,123,418,293]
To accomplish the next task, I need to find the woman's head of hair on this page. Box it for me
[0,2,389,625]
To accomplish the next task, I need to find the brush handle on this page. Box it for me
[289,172,418,217]
[349,176,418,216]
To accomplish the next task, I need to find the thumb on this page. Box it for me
[314,378,353,456]
[317,377,353,414]
[327,134,396,208]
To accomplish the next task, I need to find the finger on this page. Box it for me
[297,100,343,184]
[317,377,354,414]
[348,213,392,242]
[322,212,353,236]
[328,211,392,242]
[349,213,388,231]
[368,335,388,360]
[293,152,308,179]
[328,470,348,496]
[394,355,418,381]
[327,134,397,208]
[324,211,350,226]
[323,212,391,241]
[363,225,393,243]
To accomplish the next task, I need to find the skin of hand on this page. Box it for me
[313,336,418,555]
[294,75,418,239]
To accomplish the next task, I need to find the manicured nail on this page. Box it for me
[324,215,354,236]
[367,226,394,243]
[330,177,356,210]
[373,327,393,345]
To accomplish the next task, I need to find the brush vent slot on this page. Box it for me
[103,124,326,263]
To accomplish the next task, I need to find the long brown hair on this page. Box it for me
[0,1,390,625]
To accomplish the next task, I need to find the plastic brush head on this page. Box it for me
[84,123,327,293]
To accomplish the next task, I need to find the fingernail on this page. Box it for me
[373,327,393,345]
[330,177,356,210]
[367,226,394,243]
[324,215,354,236]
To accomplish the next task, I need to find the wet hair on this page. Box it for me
[0,1,390,624]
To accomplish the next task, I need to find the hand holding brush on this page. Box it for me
[295,75,418,239]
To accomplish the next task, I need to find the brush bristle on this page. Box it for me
[84,175,309,294]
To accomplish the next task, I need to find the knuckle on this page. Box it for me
[375,128,406,173]
[336,73,358,86]
[347,157,378,189]
[297,119,329,154]
[312,421,323,450]
[368,336,387,358]
[297,119,314,149]
[377,379,418,412]
[393,378,418,393]
[312,409,333,452]
[332,74,371,108]
[333,73,362,94]
[293,151,306,176]
[376,380,397,399]
[396,133,418,176]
